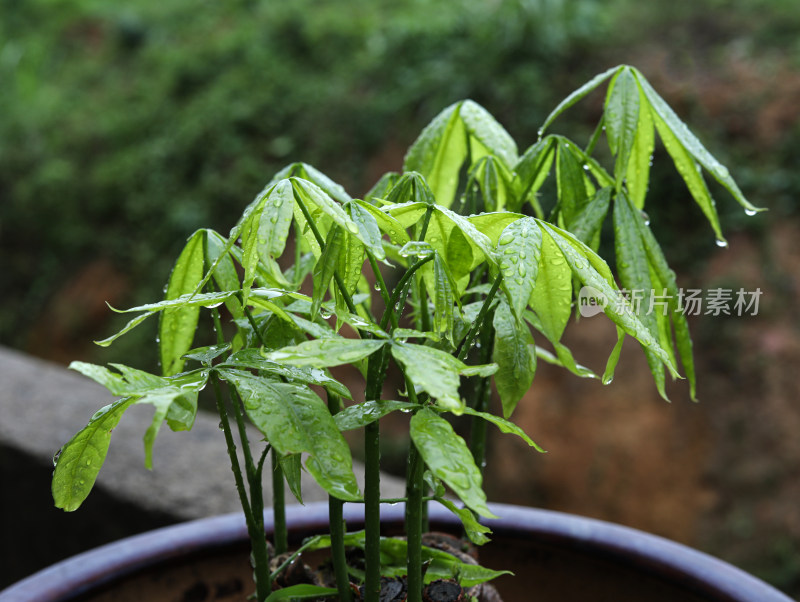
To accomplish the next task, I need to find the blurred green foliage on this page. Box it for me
[0,0,612,359]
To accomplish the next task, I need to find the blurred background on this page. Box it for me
[1,0,799,597]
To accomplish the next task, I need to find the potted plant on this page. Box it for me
[46,65,768,601]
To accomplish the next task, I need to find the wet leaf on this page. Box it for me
[159,230,205,376]
[605,66,640,184]
[263,337,387,368]
[53,397,136,511]
[540,65,621,134]
[334,400,418,431]
[410,409,495,518]
[495,216,542,320]
[492,300,536,417]
[220,370,361,501]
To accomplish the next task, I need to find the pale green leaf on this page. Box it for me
[495,216,542,320]
[53,397,136,511]
[159,230,205,376]
[529,229,572,342]
[605,67,640,184]
[264,337,387,368]
[626,85,656,209]
[459,100,518,167]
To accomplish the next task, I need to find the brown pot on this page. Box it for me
[0,502,792,602]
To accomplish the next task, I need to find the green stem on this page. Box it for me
[403,377,425,602]
[327,393,352,602]
[271,452,287,554]
[585,114,605,157]
[211,372,271,599]
[457,274,502,362]
[469,323,495,470]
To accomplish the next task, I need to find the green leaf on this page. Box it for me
[432,253,456,341]
[403,102,467,208]
[355,200,410,246]
[529,229,572,343]
[540,65,621,134]
[651,109,726,243]
[435,497,492,545]
[159,231,205,376]
[220,348,352,399]
[347,200,385,260]
[633,69,761,215]
[391,342,495,413]
[459,100,518,167]
[268,162,352,204]
[625,86,656,209]
[568,187,612,249]
[495,216,542,320]
[112,291,238,314]
[410,409,496,518]
[555,139,590,225]
[334,400,418,431]
[291,177,360,239]
[279,453,304,504]
[605,67,640,185]
[137,387,198,470]
[263,584,338,601]
[53,397,136,511]
[220,371,361,501]
[311,225,344,320]
[514,137,556,211]
[459,405,544,452]
[614,190,669,399]
[264,337,386,368]
[538,222,679,378]
[492,300,536,417]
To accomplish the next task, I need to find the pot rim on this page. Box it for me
[0,502,792,602]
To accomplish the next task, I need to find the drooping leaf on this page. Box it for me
[435,497,492,545]
[605,66,640,185]
[311,225,344,320]
[432,253,456,341]
[492,300,536,417]
[538,222,679,377]
[555,139,591,225]
[279,453,304,504]
[633,69,762,215]
[159,230,206,376]
[568,187,612,249]
[625,85,656,209]
[529,229,572,343]
[346,200,384,260]
[220,370,361,501]
[459,100,518,168]
[459,405,543,451]
[514,137,556,213]
[495,216,542,320]
[53,397,136,511]
[410,409,496,519]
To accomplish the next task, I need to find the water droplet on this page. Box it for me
[518,264,526,276]
[52,450,62,466]
[498,232,514,246]
[270,216,278,224]
[640,211,650,226]
[603,375,614,385]
[374,282,382,291]
[744,208,757,217]
[346,222,359,234]
[218,421,225,430]
[715,239,729,248]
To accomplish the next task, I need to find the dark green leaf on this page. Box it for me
[220,371,361,501]
[435,497,492,545]
[605,67,640,184]
[410,408,495,518]
[279,453,304,504]
[492,300,536,417]
[311,225,343,320]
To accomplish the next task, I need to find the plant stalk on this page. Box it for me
[211,373,271,599]
[327,393,352,602]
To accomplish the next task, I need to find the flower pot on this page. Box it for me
[1,502,791,602]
